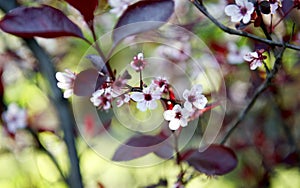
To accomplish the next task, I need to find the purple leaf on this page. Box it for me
[113,0,174,45]
[112,135,170,161]
[65,0,98,25]
[73,68,103,96]
[0,5,83,38]
[86,54,108,73]
[184,145,238,175]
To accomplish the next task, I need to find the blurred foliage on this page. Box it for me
[1,0,300,187]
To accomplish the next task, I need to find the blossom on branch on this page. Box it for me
[90,87,113,110]
[243,49,267,70]
[130,85,161,112]
[2,103,27,134]
[130,52,147,72]
[224,0,254,24]
[183,84,208,112]
[163,104,190,130]
[55,69,76,98]
[152,77,169,93]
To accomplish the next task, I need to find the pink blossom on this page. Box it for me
[225,0,254,24]
[90,88,113,110]
[152,77,169,93]
[55,69,76,98]
[130,52,147,72]
[243,49,267,70]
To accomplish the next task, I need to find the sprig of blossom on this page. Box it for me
[224,0,254,24]
[243,49,267,70]
[58,52,211,131]
[55,69,76,98]
[2,103,27,134]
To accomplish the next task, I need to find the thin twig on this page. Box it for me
[191,0,300,51]
[0,1,84,187]
[221,47,285,144]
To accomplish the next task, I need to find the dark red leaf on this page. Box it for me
[0,5,83,38]
[113,0,174,45]
[112,135,170,161]
[184,145,238,175]
[73,68,103,96]
[65,0,98,25]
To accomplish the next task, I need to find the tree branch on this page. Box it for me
[0,1,83,188]
[191,0,300,51]
[221,47,285,144]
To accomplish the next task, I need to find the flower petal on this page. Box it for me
[182,89,190,100]
[63,89,73,98]
[130,92,144,102]
[242,13,251,24]
[137,101,147,111]
[169,119,181,130]
[184,101,193,112]
[148,100,158,110]
[224,5,240,16]
[164,110,175,121]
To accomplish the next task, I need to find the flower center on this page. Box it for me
[135,60,144,67]
[240,7,248,15]
[144,94,152,101]
[175,112,182,119]
[188,95,196,102]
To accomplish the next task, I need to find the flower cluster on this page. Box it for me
[56,53,208,131]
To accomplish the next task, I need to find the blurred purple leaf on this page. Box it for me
[184,145,238,175]
[0,5,84,38]
[113,0,174,45]
[112,135,170,161]
[65,0,98,26]
[74,68,103,96]
[86,54,108,73]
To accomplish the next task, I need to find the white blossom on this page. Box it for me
[224,0,255,24]
[130,85,161,112]
[55,69,76,98]
[183,84,208,112]
[2,103,27,134]
[163,105,190,130]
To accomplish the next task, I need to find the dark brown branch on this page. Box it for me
[0,1,83,188]
[191,0,300,51]
[221,47,285,144]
